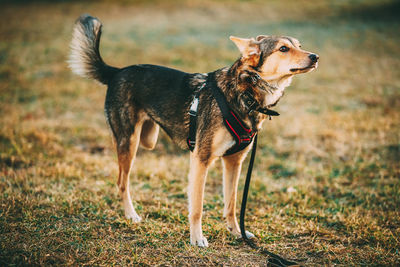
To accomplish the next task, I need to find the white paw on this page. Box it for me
[190,235,209,247]
[244,230,255,239]
[228,226,255,239]
[125,211,142,223]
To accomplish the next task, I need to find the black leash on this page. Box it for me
[240,134,301,267]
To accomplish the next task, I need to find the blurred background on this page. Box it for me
[0,0,399,265]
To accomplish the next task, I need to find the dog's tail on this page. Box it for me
[68,14,118,84]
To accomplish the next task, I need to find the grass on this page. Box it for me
[0,0,399,265]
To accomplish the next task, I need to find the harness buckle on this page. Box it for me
[189,97,199,116]
[240,136,251,144]
[198,82,206,91]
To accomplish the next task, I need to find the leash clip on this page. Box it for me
[189,82,206,116]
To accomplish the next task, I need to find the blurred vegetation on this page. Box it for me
[0,0,399,265]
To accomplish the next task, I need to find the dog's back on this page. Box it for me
[105,64,199,147]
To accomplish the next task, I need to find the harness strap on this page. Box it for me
[187,83,205,151]
[208,73,255,155]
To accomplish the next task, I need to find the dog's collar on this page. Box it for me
[241,91,280,117]
[241,72,280,117]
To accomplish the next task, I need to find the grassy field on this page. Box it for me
[0,0,399,265]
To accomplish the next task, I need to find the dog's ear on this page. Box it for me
[256,35,269,41]
[230,36,260,59]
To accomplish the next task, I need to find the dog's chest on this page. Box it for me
[212,128,236,156]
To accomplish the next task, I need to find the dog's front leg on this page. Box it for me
[187,152,210,247]
[222,153,255,239]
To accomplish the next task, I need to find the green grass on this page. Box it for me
[1,0,399,265]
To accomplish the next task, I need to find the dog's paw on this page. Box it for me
[190,236,209,247]
[228,226,255,239]
[125,211,142,223]
[244,230,255,239]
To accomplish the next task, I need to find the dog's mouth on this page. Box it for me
[290,62,317,72]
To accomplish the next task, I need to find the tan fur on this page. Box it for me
[187,152,215,247]
[211,128,236,157]
[229,36,259,59]
[140,120,159,150]
[260,38,317,81]
[230,36,262,68]
[117,128,142,222]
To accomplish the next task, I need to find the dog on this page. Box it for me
[69,14,318,247]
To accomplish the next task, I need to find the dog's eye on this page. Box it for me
[279,46,290,52]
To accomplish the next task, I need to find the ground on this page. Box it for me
[0,0,399,266]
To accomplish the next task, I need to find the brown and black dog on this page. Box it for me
[69,14,318,247]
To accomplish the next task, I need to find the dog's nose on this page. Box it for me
[309,54,319,63]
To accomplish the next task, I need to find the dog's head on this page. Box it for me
[230,35,318,82]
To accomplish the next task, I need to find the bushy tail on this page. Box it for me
[68,14,118,84]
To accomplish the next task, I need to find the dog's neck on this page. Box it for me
[213,63,292,131]
[261,75,293,107]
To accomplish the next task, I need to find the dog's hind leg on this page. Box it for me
[106,103,144,222]
[116,127,142,222]
[140,120,159,150]
[222,153,255,238]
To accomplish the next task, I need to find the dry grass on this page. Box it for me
[1,0,399,266]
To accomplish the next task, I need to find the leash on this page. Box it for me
[240,134,301,267]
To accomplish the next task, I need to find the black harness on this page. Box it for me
[187,72,279,155]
